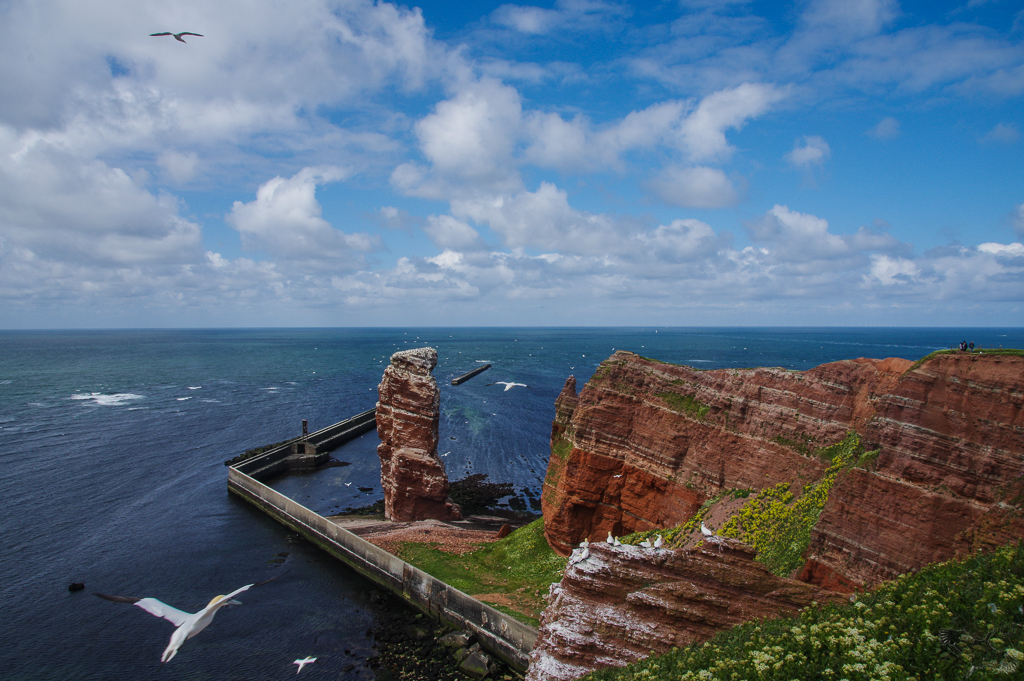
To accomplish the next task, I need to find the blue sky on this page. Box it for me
[1,0,1022,328]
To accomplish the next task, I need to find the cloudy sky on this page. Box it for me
[2,0,1022,328]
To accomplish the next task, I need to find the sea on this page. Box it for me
[1,327,1022,680]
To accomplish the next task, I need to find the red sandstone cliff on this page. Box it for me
[532,350,1024,680]
[376,347,461,522]
[526,540,846,681]
[543,351,1024,586]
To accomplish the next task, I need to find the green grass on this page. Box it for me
[584,540,1024,681]
[719,432,866,577]
[907,347,1024,373]
[657,392,711,419]
[396,518,567,626]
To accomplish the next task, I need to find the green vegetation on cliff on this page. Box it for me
[397,518,566,627]
[585,541,1024,681]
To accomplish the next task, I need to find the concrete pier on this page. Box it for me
[451,364,491,385]
[228,463,537,671]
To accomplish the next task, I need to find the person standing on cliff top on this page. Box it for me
[970,341,975,352]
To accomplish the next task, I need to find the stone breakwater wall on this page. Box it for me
[229,408,377,478]
[227,465,537,672]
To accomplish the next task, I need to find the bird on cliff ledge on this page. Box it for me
[701,522,714,537]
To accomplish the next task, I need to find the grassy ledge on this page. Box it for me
[396,518,567,628]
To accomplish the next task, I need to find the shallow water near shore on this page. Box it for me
[1,326,1020,680]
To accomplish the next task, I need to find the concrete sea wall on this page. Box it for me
[227,432,537,672]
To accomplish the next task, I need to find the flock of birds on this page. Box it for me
[569,522,725,566]
[95,571,317,672]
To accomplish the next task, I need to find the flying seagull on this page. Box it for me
[486,381,528,391]
[150,32,203,43]
[96,572,284,663]
[294,656,317,673]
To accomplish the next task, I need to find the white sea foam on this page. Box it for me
[188,386,202,390]
[71,392,144,406]
[176,397,192,401]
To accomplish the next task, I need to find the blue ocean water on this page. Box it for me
[1,327,1021,680]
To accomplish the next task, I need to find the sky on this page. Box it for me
[1,0,1022,328]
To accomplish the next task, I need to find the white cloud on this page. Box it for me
[787,135,831,166]
[423,215,484,250]
[409,78,524,192]
[867,255,921,285]
[648,166,741,208]
[0,127,202,266]
[678,82,787,161]
[226,166,378,270]
[491,0,628,35]
[158,150,200,184]
[451,182,626,256]
[868,117,901,139]
[636,219,721,262]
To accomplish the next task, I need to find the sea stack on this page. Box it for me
[375,347,461,522]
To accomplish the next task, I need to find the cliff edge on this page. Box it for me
[532,350,1024,679]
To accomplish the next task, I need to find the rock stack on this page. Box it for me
[376,347,461,522]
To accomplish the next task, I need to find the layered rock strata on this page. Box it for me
[526,540,846,681]
[543,351,1024,587]
[376,347,461,522]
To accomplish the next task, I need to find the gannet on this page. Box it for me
[488,381,528,391]
[701,522,713,537]
[653,534,663,549]
[580,538,589,548]
[150,32,203,43]
[606,532,615,544]
[294,656,317,673]
[96,573,283,663]
[97,584,251,663]
[639,538,653,548]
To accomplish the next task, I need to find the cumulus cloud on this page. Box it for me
[647,166,741,209]
[787,136,831,166]
[423,215,484,250]
[0,127,202,266]
[450,182,626,256]
[226,166,379,270]
[678,83,787,161]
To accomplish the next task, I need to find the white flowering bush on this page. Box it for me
[583,541,1024,681]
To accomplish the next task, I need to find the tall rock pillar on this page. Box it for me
[375,347,461,522]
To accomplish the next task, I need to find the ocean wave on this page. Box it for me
[70,392,144,406]
[188,386,202,390]
[176,397,192,401]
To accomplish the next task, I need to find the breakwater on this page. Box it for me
[226,408,377,476]
[452,364,491,385]
[227,415,537,672]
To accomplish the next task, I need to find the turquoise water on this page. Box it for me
[1,327,1020,679]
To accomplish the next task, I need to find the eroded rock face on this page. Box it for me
[376,347,461,522]
[526,541,846,681]
[543,351,1024,587]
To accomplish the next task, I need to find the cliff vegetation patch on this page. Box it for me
[656,391,710,420]
[583,540,1024,681]
[396,518,567,627]
[719,432,868,577]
